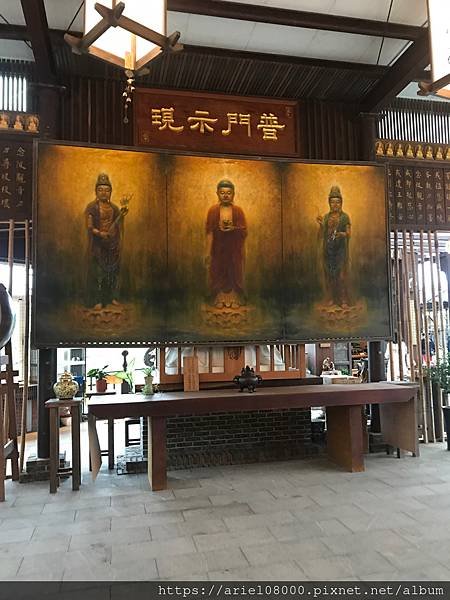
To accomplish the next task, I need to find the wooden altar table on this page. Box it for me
[87,382,419,491]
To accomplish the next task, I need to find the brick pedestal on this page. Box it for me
[20,453,68,483]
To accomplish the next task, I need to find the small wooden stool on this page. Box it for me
[45,398,82,494]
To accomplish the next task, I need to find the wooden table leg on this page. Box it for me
[147,416,167,491]
[326,404,365,472]
[49,406,59,493]
[379,397,419,457]
[71,404,81,491]
[108,418,114,470]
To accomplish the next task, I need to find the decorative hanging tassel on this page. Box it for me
[122,71,135,124]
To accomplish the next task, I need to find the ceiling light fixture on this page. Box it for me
[65,1,183,122]
[418,0,450,99]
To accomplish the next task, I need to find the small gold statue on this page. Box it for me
[13,115,23,130]
[386,142,394,156]
[375,141,384,156]
[406,144,414,158]
[425,146,434,160]
[0,113,9,129]
[395,143,404,157]
[26,115,39,132]
[436,147,444,160]
[445,148,450,161]
[415,145,424,159]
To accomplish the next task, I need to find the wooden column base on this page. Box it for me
[147,416,167,491]
[379,397,419,456]
[0,395,5,502]
[326,404,365,472]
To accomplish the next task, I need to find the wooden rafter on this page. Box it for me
[360,33,430,112]
[20,0,56,83]
[168,0,426,41]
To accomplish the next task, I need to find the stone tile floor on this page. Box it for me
[2,442,450,581]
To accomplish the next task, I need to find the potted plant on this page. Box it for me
[138,353,156,396]
[427,356,450,450]
[86,365,109,393]
[112,358,135,394]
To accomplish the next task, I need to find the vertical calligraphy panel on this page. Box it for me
[424,168,436,227]
[414,168,425,228]
[403,166,416,225]
[444,169,450,227]
[394,166,405,226]
[387,165,395,225]
[434,168,445,227]
[0,137,33,220]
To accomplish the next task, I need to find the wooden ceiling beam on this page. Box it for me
[0,24,29,40]
[168,0,425,40]
[184,44,431,81]
[20,0,56,83]
[360,33,430,112]
[184,44,386,76]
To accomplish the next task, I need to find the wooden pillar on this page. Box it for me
[358,113,377,161]
[36,84,61,139]
[147,416,167,491]
[37,348,57,459]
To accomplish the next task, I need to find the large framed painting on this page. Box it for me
[165,154,283,342]
[34,143,167,346]
[282,163,391,340]
[33,142,391,346]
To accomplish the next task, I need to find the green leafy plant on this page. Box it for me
[426,355,450,393]
[86,365,109,380]
[112,358,135,388]
[139,366,155,377]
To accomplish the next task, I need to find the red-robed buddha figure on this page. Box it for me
[205,179,247,308]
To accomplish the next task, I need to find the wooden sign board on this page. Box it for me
[134,88,298,157]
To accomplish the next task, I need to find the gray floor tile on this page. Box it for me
[224,510,296,531]
[110,536,196,565]
[144,497,212,513]
[0,557,22,579]
[156,552,208,578]
[110,511,184,531]
[74,504,145,521]
[69,526,151,550]
[150,518,227,540]
[193,527,274,552]
[268,520,323,542]
[31,519,111,540]
[183,503,252,521]
[0,527,35,543]
[208,561,306,581]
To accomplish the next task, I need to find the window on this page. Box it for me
[0,74,27,113]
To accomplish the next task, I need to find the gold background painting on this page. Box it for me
[34,143,391,346]
[35,144,167,345]
[282,163,390,339]
[165,155,283,341]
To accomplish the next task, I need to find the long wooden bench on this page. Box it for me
[87,382,419,490]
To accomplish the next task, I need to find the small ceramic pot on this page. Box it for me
[54,371,79,399]
[142,374,154,396]
[96,378,107,393]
